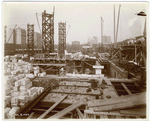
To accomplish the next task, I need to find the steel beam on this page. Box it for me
[27,24,34,58]
[58,22,66,59]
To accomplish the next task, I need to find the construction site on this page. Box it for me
[4,3,147,119]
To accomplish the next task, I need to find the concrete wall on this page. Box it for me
[109,61,128,79]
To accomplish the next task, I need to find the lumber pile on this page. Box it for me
[88,92,146,112]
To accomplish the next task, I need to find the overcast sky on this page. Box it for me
[2,2,148,44]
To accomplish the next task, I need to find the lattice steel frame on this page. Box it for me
[42,10,54,53]
[27,24,34,57]
[58,22,66,58]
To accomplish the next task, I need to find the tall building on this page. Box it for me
[102,35,111,44]
[15,27,26,48]
[7,28,15,44]
[71,41,81,52]
[88,36,98,45]
[34,32,42,49]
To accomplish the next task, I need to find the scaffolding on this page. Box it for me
[42,9,54,54]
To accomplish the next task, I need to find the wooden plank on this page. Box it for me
[93,96,146,112]
[119,106,146,116]
[32,108,72,114]
[76,108,84,119]
[38,95,67,119]
[88,92,145,107]
[50,91,101,96]
[84,109,121,116]
[27,112,35,119]
[84,109,143,117]
[33,63,66,66]
[49,102,84,119]
[108,78,135,83]
[59,85,89,88]
[121,83,132,95]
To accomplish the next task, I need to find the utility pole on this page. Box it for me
[114,4,116,46]
[115,4,121,45]
[101,17,104,44]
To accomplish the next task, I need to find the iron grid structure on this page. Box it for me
[42,10,54,54]
[58,22,66,59]
[27,24,34,57]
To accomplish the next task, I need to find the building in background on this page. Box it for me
[102,35,111,48]
[16,27,26,49]
[34,32,42,49]
[102,35,111,44]
[88,36,98,45]
[7,28,15,44]
[71,41,81,52]
[72,41,80,46]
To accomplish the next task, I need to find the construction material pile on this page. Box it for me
[71,51,96,60]
[71,51,84,60]
[4,56,46,119]
[98,53,110,61]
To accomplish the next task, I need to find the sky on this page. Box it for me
[2,2,148,44]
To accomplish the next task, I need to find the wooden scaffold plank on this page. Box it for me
[76,108,84,119]
[49,102,84,119]
[121,83,132,95]
[93,92,146,112]
[38,94,68,119]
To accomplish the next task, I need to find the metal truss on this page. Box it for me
[42,10,54,53]
[27,24,34,57]
[58,22,66,59]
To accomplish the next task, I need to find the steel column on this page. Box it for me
[27,24,34,58]
[58,22,66,59]
[42,10,54,53]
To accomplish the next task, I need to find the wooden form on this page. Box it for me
[49,102,84,119]
[38,95,68,119]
